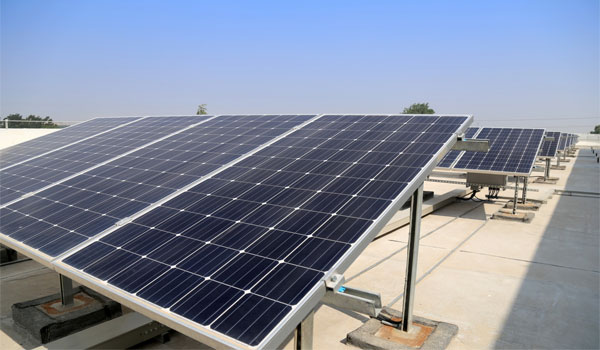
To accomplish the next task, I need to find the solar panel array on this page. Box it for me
[1,114,471,349]
[538,131,561,158]
[437,127,545,176]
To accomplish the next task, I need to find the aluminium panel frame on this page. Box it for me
[3,114,473,350]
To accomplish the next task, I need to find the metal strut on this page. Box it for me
[544,158,551,180]
[521,176,528,204]
[59,274,74,306]
[401,184,423,332]
[294,312,314,350]
[512,177,519,215]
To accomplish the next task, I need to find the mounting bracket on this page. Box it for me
[451,138,489,152]
[321,274,382,318]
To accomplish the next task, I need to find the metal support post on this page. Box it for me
[521,176,528,204]
[294,311,314,350]
[556,155,561,167]
[401,184,423,332]
[544,158,551,180]
[59,274,74,306]
[512,177,519,215]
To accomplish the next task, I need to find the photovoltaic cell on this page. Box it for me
[0,117,140,169]
[538,131,561,158]
[60,114,470,348]
[1,115,314,257]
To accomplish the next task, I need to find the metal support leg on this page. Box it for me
[521,177,527,204]
[544,158,551,180]
[512,177,519,215]
[402,184,423,332]
[60,274,74,306]
[556,156,561,167]
[294,311,314,350]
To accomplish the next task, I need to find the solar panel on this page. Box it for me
[0,117,211,205]
[437,127,480,168]
[54,114,471,349]
[0,115,315,259]
[439,127,545,176]
[557,133,568,151]
[0,117,141,169]
[538,131,561,158]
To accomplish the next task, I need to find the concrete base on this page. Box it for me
[503,202,541,211]
[491,209,534,222]
[12,286,122,343]
[533,177,558,184]
[560,158,571,162]
[347,308,458,350]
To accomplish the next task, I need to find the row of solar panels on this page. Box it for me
[437,128,578,176]
[0,116,581,349]
[0,114,472,349]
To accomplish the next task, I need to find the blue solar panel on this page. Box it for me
[437,127,480,168]
[557,133,568,151]
[0,118,141,169]
[59,114,470,348]
[0,117,206,205]
[0,115,314,257]
[538,131,561,158]
[444,128,545,175]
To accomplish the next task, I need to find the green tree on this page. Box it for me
[3,114,58,128]
[591,125,600,134]
[402,103,435,114]
[196,104,208,115]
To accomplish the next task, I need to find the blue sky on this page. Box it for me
[1,0,598,132]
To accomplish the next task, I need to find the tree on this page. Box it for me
[3,114,58,128]
[197,104,208,115]
[402,103,435,114]
[591,125,600,134]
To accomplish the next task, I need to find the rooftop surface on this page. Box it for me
[1,129,598,349]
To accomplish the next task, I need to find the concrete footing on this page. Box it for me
[533,177,558,184]
[347,307,458,350]
[491,209,534,222]
[503,201,541,211]
[12,286,122,343]
[550,165,566,170]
